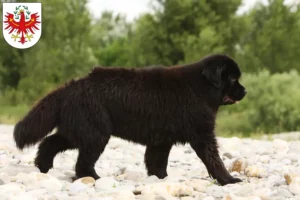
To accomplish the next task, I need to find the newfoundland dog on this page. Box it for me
[14,54,247,185]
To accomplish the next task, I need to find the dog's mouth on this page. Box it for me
[223,95,239,104]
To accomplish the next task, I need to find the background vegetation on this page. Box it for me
[1,0,300,137]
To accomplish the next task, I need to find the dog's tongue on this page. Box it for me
[223,96,236,103]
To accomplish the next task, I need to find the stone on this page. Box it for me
[15,172,62,192]
[273,188,293,198]
[229,158,248,173]
[66,194,89,200]
[253,187,274,199]
[272,139,288,153]
[284,173,299,185]
[0,169,11,184]
[219,137,242,152]
[184,179,211,192]
[26,189,48,198]
[69,177,95,194]
[245,165,268,178]
[138,194,173,200]
[236,183,255,196]
[0,164,39,176]
[223,152,233,159]
[0,143,19,153]
[141,182,193,197]
[1,126,300,200]
[0,182,26,198]
[123,171,145,181]
[0,154,9,166]
[205,185,224,198]
[282,159,292,165]
[181,197,196,200]
[285,153,299,162]
[222,194,262,200]
[288,177,300,195]
[12,192,38,200]
[203,197,215,200]
[259,155,270,164]
[95,177,119,190]
[142,175,160,184]
[115,191,135,200]
[52,191,70,200]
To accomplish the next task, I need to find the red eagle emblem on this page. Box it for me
[4,7,40,44]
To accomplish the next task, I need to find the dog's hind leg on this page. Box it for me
[35,131,75,173]
[144,143,173,179]
[75,134,110,180]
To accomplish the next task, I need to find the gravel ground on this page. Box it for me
[0,124,300,200]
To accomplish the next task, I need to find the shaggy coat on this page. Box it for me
[14,54,247,185]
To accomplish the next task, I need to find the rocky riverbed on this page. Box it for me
[0,124,299,200]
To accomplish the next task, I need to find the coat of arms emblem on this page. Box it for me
[3,3,42,49]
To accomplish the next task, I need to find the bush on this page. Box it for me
[217,70,300,136]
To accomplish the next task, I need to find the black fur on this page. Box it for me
[13,54,247,185]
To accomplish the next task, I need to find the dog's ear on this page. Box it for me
[202,65,224,88]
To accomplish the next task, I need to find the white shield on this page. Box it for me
[3,3,42,49]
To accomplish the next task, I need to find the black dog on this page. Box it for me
[13,54,247,185]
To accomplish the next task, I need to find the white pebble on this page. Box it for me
[13,192,38,200]
[275,188,293,198]
[282,159,292,165]
[222,194,262,200]
[203,196,215,200]
[52,191,70,200]
[141,182,193,197]
[288,177,300,195]
[273,139,289,153]
[142,175,159,184]
[0,172,10,184]
[0,125,299,199]
[205,185,224,198]
[123,171,145,181]
[69,177,95,194]
[16,172,62,192]
[253,187,274,199]
[185,179,211,193]
[0,182,26,195]
[0,154,9,166]
[115,191,135,200]
[259,155,270,163]
[95,177,119,190]
[245,165,268,178]
[229,157,248,173]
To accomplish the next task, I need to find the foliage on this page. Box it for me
[217,70,300,135]
[235,0,300,73]
[0,0,97,105]
[1,0,300,136]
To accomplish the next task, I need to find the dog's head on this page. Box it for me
[201,54,247,105]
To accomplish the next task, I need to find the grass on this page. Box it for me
[217,131,267,140]
[0,104,29,124]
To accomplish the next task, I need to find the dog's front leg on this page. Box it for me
[190,138,242,185]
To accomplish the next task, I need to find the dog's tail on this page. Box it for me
[13,88,63,150]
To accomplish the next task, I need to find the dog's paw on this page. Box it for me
[228,177,242,184]
[218,176,242,186]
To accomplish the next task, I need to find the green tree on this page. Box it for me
[235,0,300,73]
[129,0,242,66]
[0,0,97,105]
[90,12,133,67]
